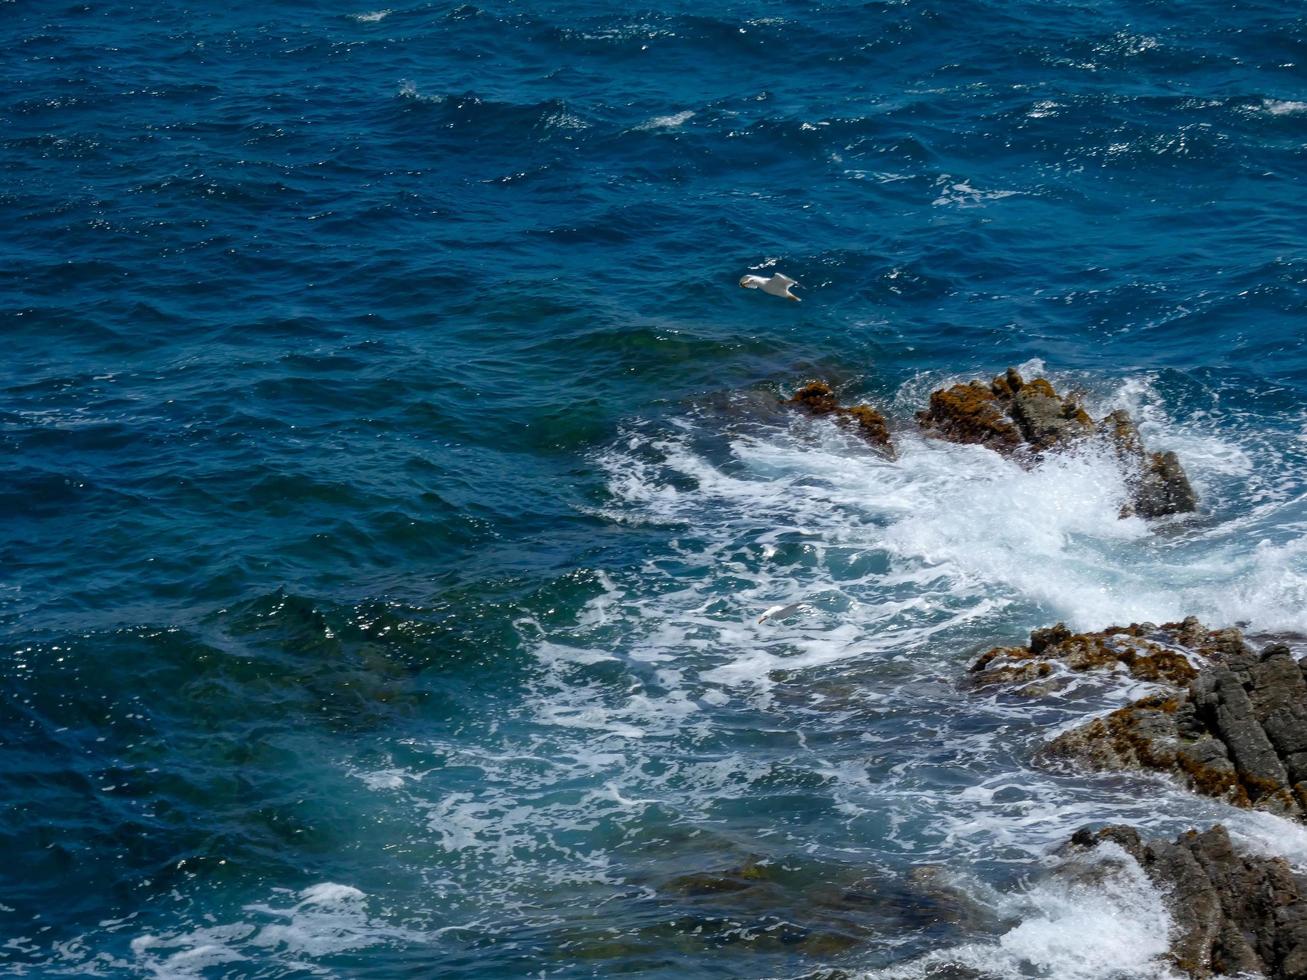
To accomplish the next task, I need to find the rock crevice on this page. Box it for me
[970,618,1307,822]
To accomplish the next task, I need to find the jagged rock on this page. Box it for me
[918,369,1197,519]
[1103,409,1198,518]
[917,380,1023,454]
[1138,450,1199,517]
[1065,824,1307,979]
[968,617,1230,695]
[785,382,894,454]
[1010,377,1096,451]
[917,368,1092,455]
[1039,629,1307,820]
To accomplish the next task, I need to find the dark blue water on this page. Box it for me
[4,1,1307,977]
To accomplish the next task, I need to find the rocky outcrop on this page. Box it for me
[917,367,1093,455]
[1066,824,1307,979]
[918,368,1197,518]
[969,618,1307,819]
[1102,409,1198,518]
[785,382,894,454]
[968,617,1241,696]
[1046,638,1307,819]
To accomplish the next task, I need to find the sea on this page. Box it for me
[3,1,1307,977]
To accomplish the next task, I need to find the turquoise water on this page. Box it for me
[4,1,1307,977]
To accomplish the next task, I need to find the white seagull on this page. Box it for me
[758,601,810,624]
[739,272,801,302]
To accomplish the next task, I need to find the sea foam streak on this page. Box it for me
[144,370,1304,974]
[130,884,420,977]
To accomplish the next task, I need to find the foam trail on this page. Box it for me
[593,370,1307,641]
[130,884,420,978]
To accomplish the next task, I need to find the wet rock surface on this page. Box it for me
[916,378,1023,453]
[1066,824,1307,979]
[1103,409,1199,518]
[918,368,1197,518]
[968,617,1239,696]
[973,617,1307,821]
[785,382,894,454]
[917,367,1093,455]
[1046,635,1307,819]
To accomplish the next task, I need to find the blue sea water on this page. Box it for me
[4,0,1307,976]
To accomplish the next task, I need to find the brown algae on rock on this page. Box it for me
[918,368,1198,519]
[917,367,1092,455]
[973,617,1307,821]
[968,617,1219,695]
[784,381,894,454]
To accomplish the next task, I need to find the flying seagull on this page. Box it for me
[740,272,800,302]
[758,601,810,624]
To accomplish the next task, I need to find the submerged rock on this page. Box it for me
[1066,824,1307,979]
[918,369,1197,519]
[785,382,894,454]
[663,857,775,896]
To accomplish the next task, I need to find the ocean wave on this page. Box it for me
[864,841,1178,980]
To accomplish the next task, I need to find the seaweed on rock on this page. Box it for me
[971,618,1307,821]
[785,382,894,455]
[917,368,1197,519]
[1045,638,1307,820]
[917,367,1092,455]
[968,616,1235,696]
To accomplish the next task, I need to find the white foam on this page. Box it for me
[865,843,1180,980]
[131,884,419,977]
[395,79,441,103]
[223,367,1307,974]
[350,762,424,791]
[932,176,1022,207]
[635,110,694,131]
[1264,99,1307,115]
[1225,807,1307,869]
[533,369,1307,867]
[349,9,391,22]
[1095,31,1160,57]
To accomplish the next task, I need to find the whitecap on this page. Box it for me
[635,109,694,131]
[1263,98,1307,115]
[932,176,1022,207]
[131,883,419,977]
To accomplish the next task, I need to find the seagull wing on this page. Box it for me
[771,274,798,287]
[758,601,809,623]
